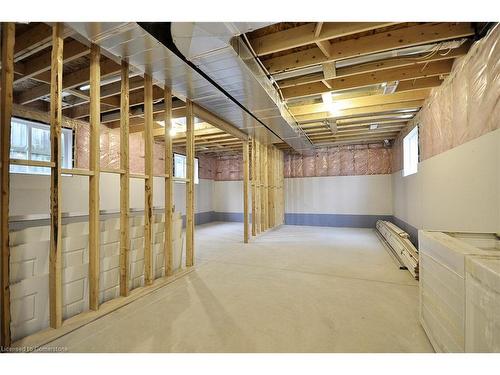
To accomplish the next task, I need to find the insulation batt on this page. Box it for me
[392,25,500,169]
[283,142,392,178]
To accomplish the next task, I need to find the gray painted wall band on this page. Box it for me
[389,216,419,247]
[9,210,217,231]
[284,213,393,229]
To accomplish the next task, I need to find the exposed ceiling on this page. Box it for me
[11,22,480,155]
[244,22,477,150]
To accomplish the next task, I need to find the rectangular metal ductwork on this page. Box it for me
[65,22,313,152]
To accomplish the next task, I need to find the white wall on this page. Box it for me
[285,175,393,215]
[392,128,500,233]
[9,175,214,217]
[213,180,245,213]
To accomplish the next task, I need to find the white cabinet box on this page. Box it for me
[465,256,500,352]
[418,230,499,352]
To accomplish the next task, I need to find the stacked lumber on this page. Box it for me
[376,220,419,279]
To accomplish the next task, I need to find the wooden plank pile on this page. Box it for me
[376,220,419,279]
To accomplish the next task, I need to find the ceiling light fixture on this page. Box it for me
[369,124,378,130]
[321,92,343,115]
[79,75,122,91]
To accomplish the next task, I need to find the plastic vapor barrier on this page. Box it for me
[392,25,500,170]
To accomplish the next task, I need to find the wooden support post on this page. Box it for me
[185,100,195,267]
[164,86,173,276]
[267,146,273,228]
[49,23,64,328]
[119,61,130,297]
[251,138,256,237]
[1,22,15,347]
[89,43,101,311]
[243,140,249,243]
[144,74,154,285]
[260,143,266,231]
[255,139,260,234]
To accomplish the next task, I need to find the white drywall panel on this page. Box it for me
[284,175,393,215]
[9,175,214,216]
[213,180,244,213]
[392,128,500,233]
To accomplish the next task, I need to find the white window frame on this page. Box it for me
[173,153,199,184]
[10,117,73,175]
[403,126,419,177]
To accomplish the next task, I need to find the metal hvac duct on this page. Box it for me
[65,22,313,152]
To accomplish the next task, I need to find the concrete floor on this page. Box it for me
[48,222,433,352]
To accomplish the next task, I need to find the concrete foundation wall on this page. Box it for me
[9,213,183,342]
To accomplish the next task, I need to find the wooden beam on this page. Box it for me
[396,76,444,92]
[316,40,332,58]
[119,61,130,297]
[48,23,64,330]
[243,140,249,243]
[282,60,452,99]
[1,22,15,348]
[290,88,430,116]
[67,84,163,119]
[102,100,186,127]
[14,39,89,84]
[263,22,474,73]
[277,42,470,89]
[192,103,248,141]
[17,58,121,105]
[144,74,154,285]
[13,23,52,62]
[88,44,101,311]
[185,100,195,267]
[295,100,424,123]
[252,22,396,56]
[164,86,174,277]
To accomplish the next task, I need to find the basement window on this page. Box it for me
[173,153,199,184]
[403,126,419,177]
[10,117,73,175]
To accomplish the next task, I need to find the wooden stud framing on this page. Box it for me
[251,138,256,237]
[1,22,15,348]
[185,100,195,267]
[164,86,174,276]
[144,74,154,285]
[243,140,249,243]
[259,144,267,232]
[88,43,101,311]
[249,139,283,237]
[119,60,130,297]
[49,23,64,329]
[263,144,268,231]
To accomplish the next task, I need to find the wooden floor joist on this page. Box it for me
[49,23,64,329]
[1,22,15,348]
[119,60,130,297]
[88,43,101,311]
